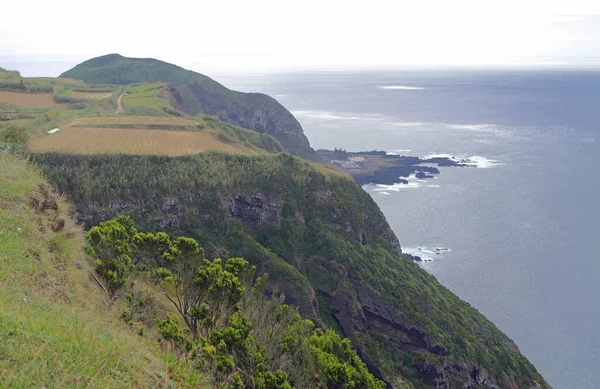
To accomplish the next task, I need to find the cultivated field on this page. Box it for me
[70,91,113,100]
[67,115,197,127]
[0,91,60,108]
[123,83,165,110]
[29,127,253,156]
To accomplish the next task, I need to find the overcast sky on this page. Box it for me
[2,0,600,75]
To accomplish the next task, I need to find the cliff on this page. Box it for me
[35,152,549,389]
[59,54,315,159]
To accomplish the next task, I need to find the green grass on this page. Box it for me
[0,152,205,388]
[124,84,164,107]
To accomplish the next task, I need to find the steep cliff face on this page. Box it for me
[171,81,315,159]
[59,54,315,159]
[35,152,548,389]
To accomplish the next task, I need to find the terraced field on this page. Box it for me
[67,115,197,127]
[0,91,60,108]
[70,91,113,100]
[29,125,253,156]
[123,83,165,110]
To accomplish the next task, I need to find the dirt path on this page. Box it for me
[115,91,124,114]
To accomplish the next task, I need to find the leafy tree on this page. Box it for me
[152,235,251,339]
[156,314,194,352]
[131,231,173,267]
[85,215,137,298]
[310,329,385,389]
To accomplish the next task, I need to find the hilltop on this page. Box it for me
[60,54,315,158]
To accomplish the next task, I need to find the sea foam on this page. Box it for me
[363,173,439,193]
[403,245,451,263]
[423,153,503,168]
[291,110,384,122]
[386,149,412,155]
[379,85,425,90]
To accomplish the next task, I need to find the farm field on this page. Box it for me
[29,126,253,156]
[123,83,165,110]
[70,91,113,99]
[0,91,60,108]
[66,115,198,127]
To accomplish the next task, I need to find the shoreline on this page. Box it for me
[316,148,471,186]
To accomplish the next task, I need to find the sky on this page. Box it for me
[2,0,600,75]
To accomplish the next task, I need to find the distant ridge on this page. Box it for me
[60,54,315,158]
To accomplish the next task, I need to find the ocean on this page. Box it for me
[217,69,600,389]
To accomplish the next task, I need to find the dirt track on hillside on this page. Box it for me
[116,92,124,114]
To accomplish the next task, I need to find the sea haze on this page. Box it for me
[217,69,600,389]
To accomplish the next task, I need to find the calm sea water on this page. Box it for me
[217,70,600,389]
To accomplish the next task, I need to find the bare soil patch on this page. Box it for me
[0,91,59,108]
[67,116,197,127]
[70,91,112,100]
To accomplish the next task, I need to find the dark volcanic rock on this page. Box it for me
[403,253,423,262]
[224,193,280,229]
[415,171,435,179]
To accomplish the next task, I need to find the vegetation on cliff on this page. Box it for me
[0,148,384,388]
[34,151,549,389]
[86,215,385,389]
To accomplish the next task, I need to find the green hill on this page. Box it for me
[60,54,315,158]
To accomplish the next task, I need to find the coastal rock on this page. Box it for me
[404,253,423,261]
[416,171,435,179]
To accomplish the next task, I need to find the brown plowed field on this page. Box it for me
[0,91,59,108]
[29,126,252,156]
[70,91,113,100]
[67,116,198,127]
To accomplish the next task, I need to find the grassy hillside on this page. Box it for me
[34,152,549,389]
[59,54,315,158]
[0,152,204,388]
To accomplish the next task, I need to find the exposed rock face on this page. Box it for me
[224,193,281,228]
[320,278,506,389]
